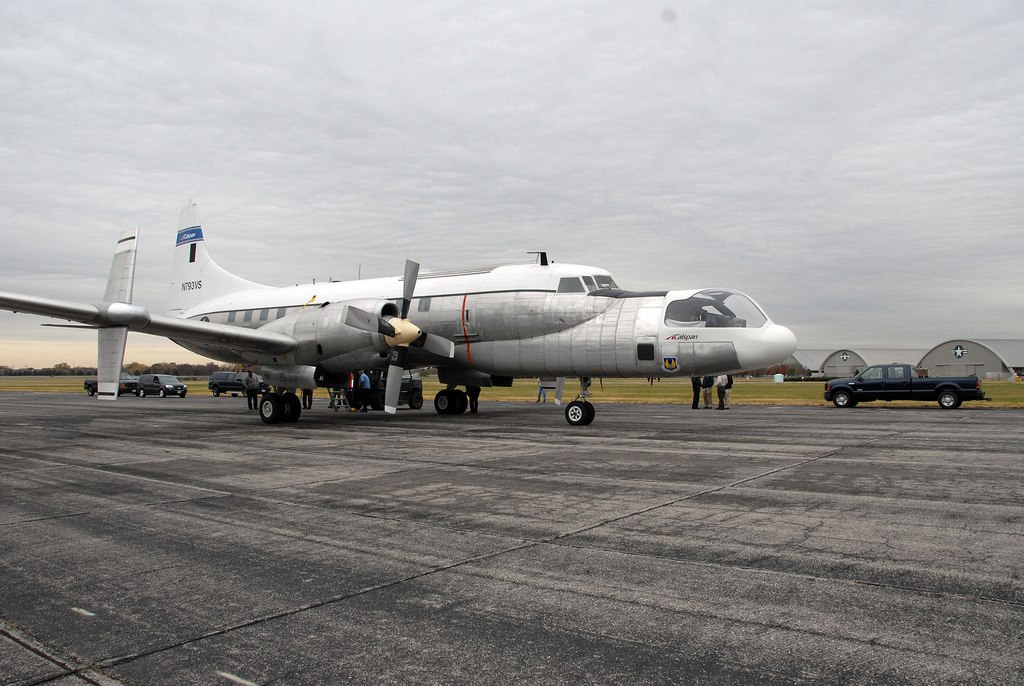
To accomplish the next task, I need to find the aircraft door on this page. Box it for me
[661,341,697,375]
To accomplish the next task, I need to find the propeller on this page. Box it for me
[344,259,455,414]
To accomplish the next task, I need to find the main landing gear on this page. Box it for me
[259,391,302,424]
[563,377,595,426]
[433,388,468,415]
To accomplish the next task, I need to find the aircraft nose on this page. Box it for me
[766,323,798,360]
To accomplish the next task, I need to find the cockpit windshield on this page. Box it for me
[664,289,768,328]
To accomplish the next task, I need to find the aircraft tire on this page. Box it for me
[282,392,302,422]
[565,400,595,426]
[408,388,423,410]
[434,389,453,415]
[454,390,468,414]
[260,394,284,424]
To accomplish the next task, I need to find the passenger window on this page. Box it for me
[227,311,236,323]
[243,310,254,322]
[259,309,269,321]
[418,297,431,312]
[860,367,883,381]
[277,307,287,318]
[887,366,906,380]
[557,277,586,293]
[636,343,655,361]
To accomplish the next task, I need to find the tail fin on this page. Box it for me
[97,228,138,400]
[168,201,267,316]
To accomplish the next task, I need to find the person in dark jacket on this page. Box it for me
[691,376,702,409]
[701,375,714,408]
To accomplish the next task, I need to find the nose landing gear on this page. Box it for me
[564,377,595,426]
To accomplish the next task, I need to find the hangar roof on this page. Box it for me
[923,339,1024,367]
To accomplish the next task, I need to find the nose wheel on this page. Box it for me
[564,400,595,426]
[563,377,596,425]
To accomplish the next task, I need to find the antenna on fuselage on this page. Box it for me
[527,251,549,266]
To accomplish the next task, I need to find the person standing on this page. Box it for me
[536,378,547,403]
[724,374,734,409]
[701,375,714,409]
[715,374,728,410]
[690,376,702,409]
[467,385,481,414]
[357,370,371,412]
[243,370,259,411]
[301,387,313,410]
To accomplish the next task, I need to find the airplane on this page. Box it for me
[0,201,797,425]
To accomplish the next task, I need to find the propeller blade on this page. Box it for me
[384,347,409,414]
[345,306,396,337]
[400,259,419,319]
[554,377,566,406]
[415,332,455,359]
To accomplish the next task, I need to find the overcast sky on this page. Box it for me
[1,1,1022,367]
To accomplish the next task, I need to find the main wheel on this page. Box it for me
[260,394,284,424]
[831,390,853,408]
[565,400,595,426]
[407,388,423,410]
[453,390,468,414]
[281,393,302,422]
[937,390,960,409]
[434,389,453,415]
[87,386,96,396]
[212,386,221,397]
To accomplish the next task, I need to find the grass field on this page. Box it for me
[3,375,1023,408]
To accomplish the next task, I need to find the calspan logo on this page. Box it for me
[665,333,699,341]
[662,357,678,371]
[951,345,968,359]
[176,226,204,246]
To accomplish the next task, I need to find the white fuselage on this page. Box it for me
[173,261,796,381]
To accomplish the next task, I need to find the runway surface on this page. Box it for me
[0,393,1021,685]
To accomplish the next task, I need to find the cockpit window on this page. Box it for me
[557,277,586,293]
[594,275,617,289]
[582,276,597,292]
[664,289,768,328]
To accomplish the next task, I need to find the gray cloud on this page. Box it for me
[2,1,1022,365]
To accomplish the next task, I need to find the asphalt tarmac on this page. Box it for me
[0,392,1021,685]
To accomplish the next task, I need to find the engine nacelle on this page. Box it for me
[261,364,317,389]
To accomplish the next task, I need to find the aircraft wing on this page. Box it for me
[0,290,297,355]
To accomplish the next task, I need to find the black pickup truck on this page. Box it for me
[824,364,985,409]
[84,373,139,396]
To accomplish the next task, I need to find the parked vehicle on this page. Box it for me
[84,373,139,396]
[347,369,423,410]
[137,374,188,398]
[208,371,269,397]
[824,364,985,409]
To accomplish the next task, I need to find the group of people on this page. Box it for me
[692,374,733,410]
[327,370,371,412]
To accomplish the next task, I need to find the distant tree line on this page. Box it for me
[0,361,233,377]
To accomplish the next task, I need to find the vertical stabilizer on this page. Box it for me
[96,228,138,400]
[168,201,267,316]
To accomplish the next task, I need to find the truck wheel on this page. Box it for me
[159,389,167,398]
[832,390,854,408]
[87,386,95,396]
[138,388,146,398]
[212,387,221,397]
[937,390,960,409]
[408,388,423,410]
